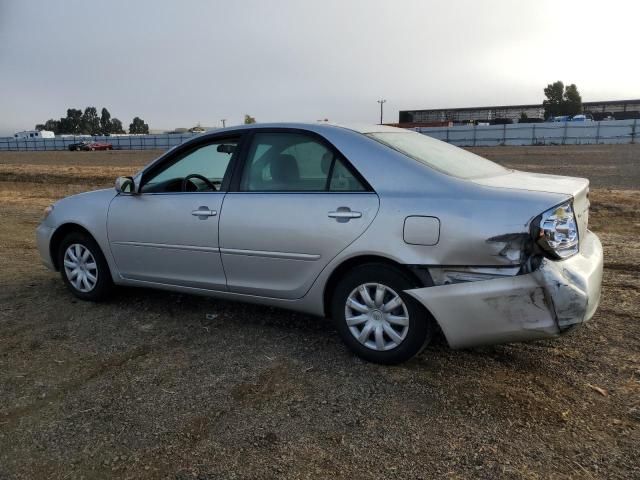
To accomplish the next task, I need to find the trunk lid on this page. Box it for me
[471,170,590,238]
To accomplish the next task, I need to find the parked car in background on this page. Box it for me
[37,123,603,364]
[85,141,113,151]
[569,114,594,122]
[68,141,90,151]
[551,114,594,122]
[68,141,113,151]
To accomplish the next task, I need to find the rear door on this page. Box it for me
[219,130,379,299]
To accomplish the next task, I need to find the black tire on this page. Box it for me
[57,231,113,301]
[331,263,433,364]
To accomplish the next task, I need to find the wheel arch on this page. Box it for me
[322,254,432,318]
[49,223,97,271]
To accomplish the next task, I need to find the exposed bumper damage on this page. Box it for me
[405,230,603,349]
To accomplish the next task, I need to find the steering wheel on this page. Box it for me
[181,174,217,192]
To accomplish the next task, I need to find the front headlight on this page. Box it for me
[534,201,579,259]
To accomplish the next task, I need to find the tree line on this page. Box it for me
[543,81,582,118]
[36,107,149,135]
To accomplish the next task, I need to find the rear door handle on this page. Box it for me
[191,207,217,218]
[328,208,362,220]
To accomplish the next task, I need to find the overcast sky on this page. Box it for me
[1,0,638,135]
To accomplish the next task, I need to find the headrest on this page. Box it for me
[271,154,299,182]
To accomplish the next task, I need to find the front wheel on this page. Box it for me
[58,232,113,301]
[331,264,433,364]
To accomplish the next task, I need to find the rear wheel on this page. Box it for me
[57,231,113,301]
[331,263,433,364]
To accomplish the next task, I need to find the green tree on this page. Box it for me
[45,119,60,133]
[520,112,529,121]
[244,114,256,124]
[129,116,149,134]
[543,81,583,118]
[543,81,565,119]
[100,107,112,135]
[59,108,83,134]
[81,107,100,135]
[110,118,125,134]
[35,107,132,135]
[563,84,583,116]
[36,119,61,133]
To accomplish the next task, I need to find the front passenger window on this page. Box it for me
[141,138,238,193]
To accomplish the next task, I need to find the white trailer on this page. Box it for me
[14,130,55,139]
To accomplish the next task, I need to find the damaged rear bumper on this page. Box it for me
[405,230,603,349]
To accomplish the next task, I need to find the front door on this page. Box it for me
[107,136,241,290]
[219,131,379,299]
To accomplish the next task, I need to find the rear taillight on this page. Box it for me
[532,200,579,259]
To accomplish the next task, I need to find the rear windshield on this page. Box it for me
[366,131,507,179]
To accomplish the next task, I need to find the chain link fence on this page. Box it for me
[0,133,199,151]
[417,119,638,147]
[1,119,638,151]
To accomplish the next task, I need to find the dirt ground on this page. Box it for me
[0,145,638,479]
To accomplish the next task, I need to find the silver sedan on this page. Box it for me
[36,123,603,364]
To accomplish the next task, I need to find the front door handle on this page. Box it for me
[328,208,362,221]
[191,206,217,218]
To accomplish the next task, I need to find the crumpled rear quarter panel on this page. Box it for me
[405,231,603,349]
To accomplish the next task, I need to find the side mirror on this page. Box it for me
[115,176,135,194]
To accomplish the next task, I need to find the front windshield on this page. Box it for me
[366,131,507,179]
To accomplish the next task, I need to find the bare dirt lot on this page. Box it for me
[1,145,639,479]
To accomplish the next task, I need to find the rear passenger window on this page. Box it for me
[330,158,366,191]
[240,132,366,192]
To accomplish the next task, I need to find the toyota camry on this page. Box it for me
[36,123,603,364]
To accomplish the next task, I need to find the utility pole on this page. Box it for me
[377,99,387,125]
[221,119,226,128]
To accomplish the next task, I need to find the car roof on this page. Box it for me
[200,122,406,136]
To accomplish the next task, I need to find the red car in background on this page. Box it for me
[68,141,113,151]
[85,142,113,151]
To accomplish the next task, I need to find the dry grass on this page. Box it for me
[0,147,638,479]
